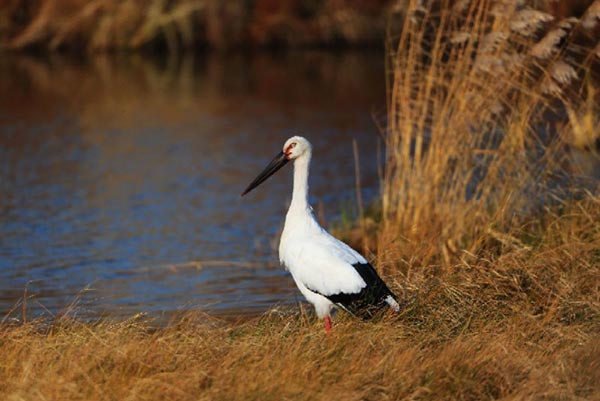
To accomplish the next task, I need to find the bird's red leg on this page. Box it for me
[325,316,331,333]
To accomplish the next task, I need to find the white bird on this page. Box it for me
[242,136,400,333]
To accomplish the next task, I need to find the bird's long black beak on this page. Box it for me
[241,151,289,196]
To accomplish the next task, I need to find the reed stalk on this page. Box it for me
[380,0,599,267]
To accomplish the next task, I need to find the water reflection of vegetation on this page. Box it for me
[0,51,385,125]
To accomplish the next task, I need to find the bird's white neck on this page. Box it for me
[289,152,312,213]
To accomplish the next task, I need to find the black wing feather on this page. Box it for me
[308,262,398,319]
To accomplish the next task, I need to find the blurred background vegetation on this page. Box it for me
[0,0,596,53]
[0,0,394,52]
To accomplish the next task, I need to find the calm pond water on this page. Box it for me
[0,51,386,321]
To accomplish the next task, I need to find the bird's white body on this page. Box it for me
[280,214,369,318]
[277,137,399,319]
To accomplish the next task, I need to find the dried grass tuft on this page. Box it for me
[550,59,578,85]
[581,0,600,30]
[530,25,570,59]
[509,8,554,37]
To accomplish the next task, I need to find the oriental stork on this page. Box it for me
[242,136,399,332]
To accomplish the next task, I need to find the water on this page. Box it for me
[0,51,386,321]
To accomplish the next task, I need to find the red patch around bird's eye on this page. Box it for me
[284,144,293,154]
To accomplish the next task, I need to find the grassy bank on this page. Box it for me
[1,1,599,400]
[1,196,598,400]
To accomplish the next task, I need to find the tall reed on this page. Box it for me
[380,0,599,267]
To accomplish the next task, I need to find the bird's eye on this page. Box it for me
[290,142,297,148]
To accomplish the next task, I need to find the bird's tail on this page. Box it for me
[384,294,401,312]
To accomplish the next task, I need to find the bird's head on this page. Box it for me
[241,136,312,196]
[282,136,312,160]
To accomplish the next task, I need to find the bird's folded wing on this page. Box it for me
[285,236,368,296]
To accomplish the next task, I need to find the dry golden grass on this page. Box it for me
[1,197,598,400]
[380,0,600,266]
